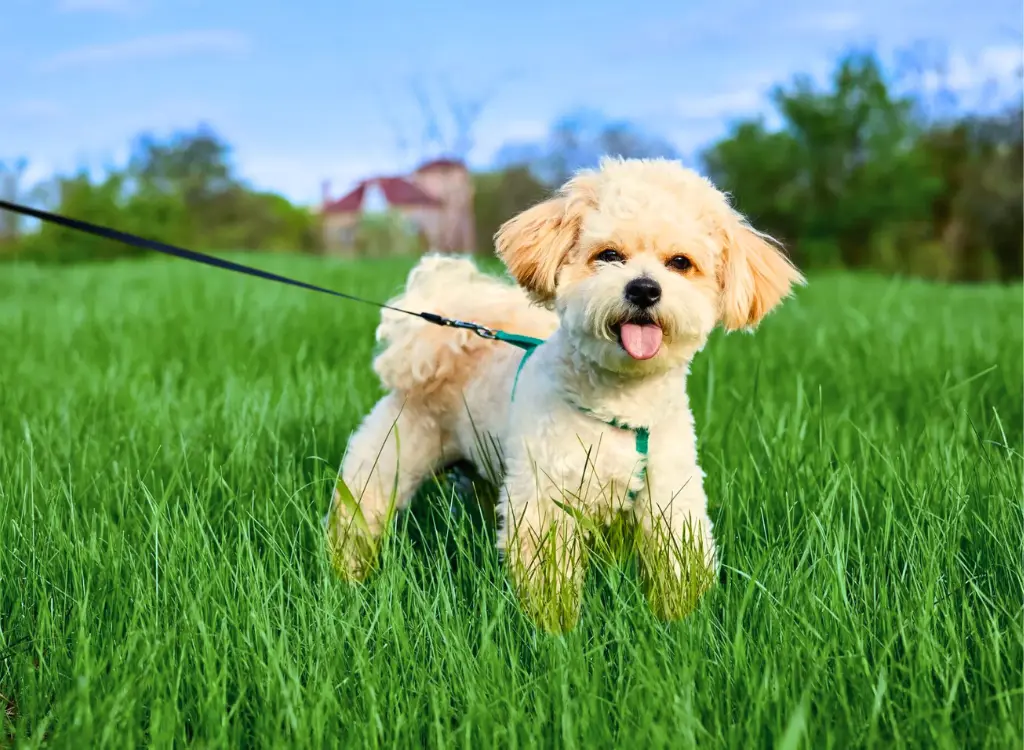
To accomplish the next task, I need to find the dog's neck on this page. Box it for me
[547,328,691,429]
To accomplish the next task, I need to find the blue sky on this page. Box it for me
[2,0,1020,205]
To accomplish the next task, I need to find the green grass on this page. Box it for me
[1,252,1021,749]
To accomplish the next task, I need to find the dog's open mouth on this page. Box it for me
[612,314,663,360]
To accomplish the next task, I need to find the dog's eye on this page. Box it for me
[594,249,625,264]
[666,255,693,272]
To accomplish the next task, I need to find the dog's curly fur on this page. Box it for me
[327,157,804,630]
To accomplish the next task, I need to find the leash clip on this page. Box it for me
[451,318,498,339]
[419,311,498,340]
[470,324,498,340]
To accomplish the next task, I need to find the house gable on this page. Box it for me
[362,181,389,214]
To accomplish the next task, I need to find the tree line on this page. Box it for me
[0,130,319,263]
[2,48,1020,282]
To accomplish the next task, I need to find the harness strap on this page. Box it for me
[578,407,650,501]
[496,331,547,351]
[508,337,650,501]
[506,334,545,400]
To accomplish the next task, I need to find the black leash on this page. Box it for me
[0,199,501,339]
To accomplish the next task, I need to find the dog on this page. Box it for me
[326,157,804,631]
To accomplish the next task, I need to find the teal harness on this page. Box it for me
[500,332,650,502]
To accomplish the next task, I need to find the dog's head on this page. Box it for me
[495,157,805,375]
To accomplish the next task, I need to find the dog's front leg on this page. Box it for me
[498,471,587,633]
[633,460,717,621]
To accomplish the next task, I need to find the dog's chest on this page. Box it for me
[498,342,694,516]
[543,408,651,515]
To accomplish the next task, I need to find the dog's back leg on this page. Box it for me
[326,392,454,580]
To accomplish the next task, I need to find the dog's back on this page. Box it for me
[372,254,558,414]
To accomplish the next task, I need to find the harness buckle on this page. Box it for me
[471,325,498,339]
[429,314,498,340]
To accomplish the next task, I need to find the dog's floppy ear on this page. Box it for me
[495,175,596,302]
[718,219,805,331]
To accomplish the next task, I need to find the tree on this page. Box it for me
[919,103,1023,281]
[0,158,54,246]
[10,124,322,262]
[701,121,806,257]
[126,124,237,246]
[703,50,943,271]
[898,45,1024,281]
[473,165,551,253]
[0,159,28,243]
[494,108,680,187]
[17,170,144,263]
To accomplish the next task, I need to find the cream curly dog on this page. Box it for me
[326,157,804,631]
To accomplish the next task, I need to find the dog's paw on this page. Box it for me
[636,533,716,621]
[326,535,378,583]
[515,577,583,634]
[324,506,379,583]
[504,531,586,634]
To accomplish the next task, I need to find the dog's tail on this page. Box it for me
[372,254,557,410]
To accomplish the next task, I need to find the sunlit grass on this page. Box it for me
[1,252,1021,748]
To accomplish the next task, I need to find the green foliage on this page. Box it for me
[352,212,428,257]
[702,50,1022,281]
[9,125,321,263]
[0,158,42,243]
[0,256,1020,746]
[917,106,1023,281]
[15,171,173,263]
[472,165,551,253]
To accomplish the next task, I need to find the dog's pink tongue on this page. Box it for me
[619,322,663,360]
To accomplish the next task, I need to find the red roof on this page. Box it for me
[414,158,467,173]
[323,176,441,214]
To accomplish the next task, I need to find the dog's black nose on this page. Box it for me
[624,276,661,308]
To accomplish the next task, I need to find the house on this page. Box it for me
[320,158,476,255]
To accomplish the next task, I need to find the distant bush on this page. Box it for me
[700,51,1023,282]
[472,166,551,255]
[353,213,428,257]
[5,125,322,263]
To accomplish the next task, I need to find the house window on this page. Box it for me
[337,226,355,245]
[402,215,421,235]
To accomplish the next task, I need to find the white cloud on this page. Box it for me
[39,30,250,71]
[922,45,1023,92]
[57,0,143,13]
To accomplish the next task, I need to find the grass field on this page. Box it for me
[0,252,1021,748]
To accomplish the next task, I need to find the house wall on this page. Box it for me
[321,162,476,256]
[322,212,360,256]
[411,166,476,253]
[398,205,444,249]
[322,206,444,256]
